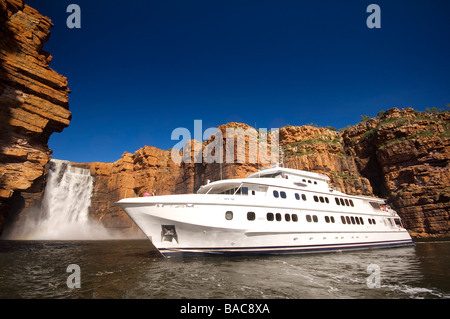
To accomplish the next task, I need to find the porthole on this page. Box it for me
[273,190,279,198]
[345,199,350,206]
[276,213,282,221]
[346,216,351,224]
[292,214,298,222]
[335,198,340,205]
[325,197,329,203]
[350,216,356,224]
[325,216,330,223]
[341,216,346,224]
[302,194,307,201]
[349,199,354,207]
[295,193,300,200]
[340,198,345,206]
[314,196,319,202]
[285,214,291,222]
[225,211,233,220]
[280,191,287,199]
[306,215,312,222]
[330,216,335,223]
[313,215,318,223]
[267,213,274,221]
[247,212,256,221]
[319,196,324,203]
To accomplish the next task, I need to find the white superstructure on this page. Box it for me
[117,167,414,257]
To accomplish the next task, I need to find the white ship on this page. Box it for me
[117,167,414,257]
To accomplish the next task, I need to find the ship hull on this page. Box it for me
[118,196,414,258]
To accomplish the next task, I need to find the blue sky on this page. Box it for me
[27,0,450,163]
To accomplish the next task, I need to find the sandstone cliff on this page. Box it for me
[0,0,71,235]
[342,108,449,237]
[69,110,448,238]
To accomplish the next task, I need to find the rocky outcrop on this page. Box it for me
[280,125,373,196]
[0,0,71,234]
[343,108,449,237]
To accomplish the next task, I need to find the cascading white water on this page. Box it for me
[7,159,113,240]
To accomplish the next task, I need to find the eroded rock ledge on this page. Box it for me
[0,0,71,234]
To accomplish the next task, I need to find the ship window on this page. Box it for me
[314,196,319,202]
[308,180,312,184]
[368,218,372,225]
[280,191,287,199]
[346,216,351,224]
[319,196,324,203]
[350,216,356,224]
[276,213,282,221]
[225,211,233,220]
[252,190,256,195]
[247,212,256,221]
[302,194,307,201]
[325,216,330,223]
[302,179,306,182]
[295,193,300,200]
[335,198,340,205]
[273,190,279,198]
[341,216,346,224]
[355,217,360,225]
[325,197,329,203]
[292,214,298,222]
[306,215,312,222]
[330,216,335,223]
[285,214,291,222]
[242,187,249,195]
[359,217,364,225]
[267,213,274,221]
[314,181,317,184]
[313,215,318,223]
[394,219,402,227]
[349,199,354,207]
[345,199,350,206]
[372,219,376,225]
[340,198,345,206]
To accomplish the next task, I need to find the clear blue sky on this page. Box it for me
[27,0,450,163]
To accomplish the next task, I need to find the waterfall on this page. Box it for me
[7,159,112,240]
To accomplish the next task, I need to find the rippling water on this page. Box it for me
[0,239,449,299]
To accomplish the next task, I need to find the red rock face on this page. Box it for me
[342,108,449,237]
[0,0,71,234]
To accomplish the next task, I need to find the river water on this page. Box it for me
[0,239,449,300]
